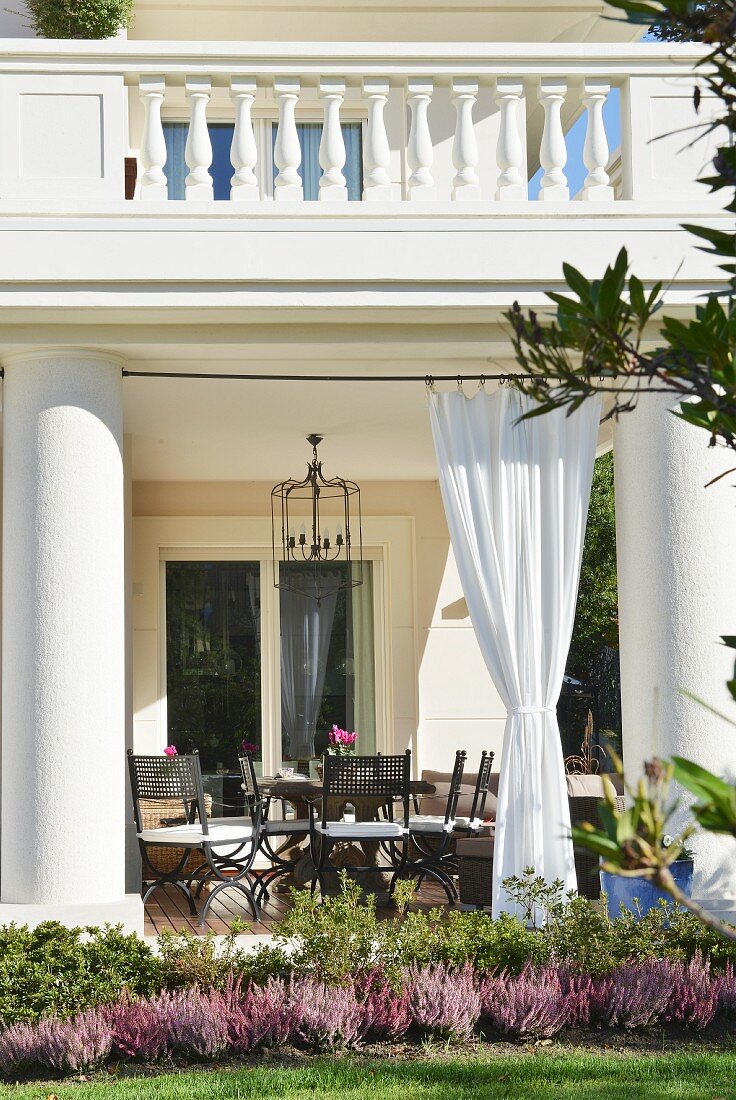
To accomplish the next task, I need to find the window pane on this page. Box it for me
[272,122,364,200]
[163,123,234,200]
[279,562,375,766]
[165,561,262,771]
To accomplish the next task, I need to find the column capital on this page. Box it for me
[2,347,126,370]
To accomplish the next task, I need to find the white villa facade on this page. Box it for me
[0,0,734,935]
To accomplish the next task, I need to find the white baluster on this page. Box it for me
[274,77,303,201]
[362,77,395,201]
[230,77,259,202]
[138,76,167,200]
[318,77,347,202]
[537,78,568,201]
[185,76,213,200]
[406,78,435,200]
[495,78,526,201]
[451,77,480,201]
[579,78,614,201]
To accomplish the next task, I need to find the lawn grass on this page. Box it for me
[1,1051,735,1100]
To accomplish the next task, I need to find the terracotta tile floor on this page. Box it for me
[144,875,455,937]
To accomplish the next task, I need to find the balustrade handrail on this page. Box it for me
[0,40,711,80]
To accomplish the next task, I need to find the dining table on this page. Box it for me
[258,774,437,893]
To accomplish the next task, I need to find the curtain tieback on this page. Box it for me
[508,706,555,716]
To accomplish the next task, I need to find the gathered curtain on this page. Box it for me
[428,386,601,916]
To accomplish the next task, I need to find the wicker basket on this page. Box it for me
[138,795,213,882]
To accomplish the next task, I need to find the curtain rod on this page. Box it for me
[121,370,533,383]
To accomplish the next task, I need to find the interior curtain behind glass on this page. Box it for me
[280,573,340,760]
[272,122,363,200]
[163,123,234,200]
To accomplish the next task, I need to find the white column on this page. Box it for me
[451,78,480,200]
[230,77,259,202]
[579,78,614,201]
[406,78,435,200]
[318,77,348,202]
[362,77,393,200]
[138,76,168,200]
[537,78,569,201]
[274,77,303,201]
[185,76,213,200]
[615,396,736,922]
[495,78,526,200]
[0,349,142,933]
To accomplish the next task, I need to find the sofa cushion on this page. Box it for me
[566,772,624,798]
[456,836,494,858]
[421,770,500,820]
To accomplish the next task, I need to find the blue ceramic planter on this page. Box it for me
[600,859,694,920]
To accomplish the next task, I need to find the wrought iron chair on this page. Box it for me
[457,749,496,833]
[127,749,262,927]
[237,753,310,904]
[405,749,467,901]
[308,751,411,899]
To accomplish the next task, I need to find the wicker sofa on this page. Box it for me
[419,767,624,905]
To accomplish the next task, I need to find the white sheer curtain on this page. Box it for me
[280,579,339,760]
[428,386,601,916]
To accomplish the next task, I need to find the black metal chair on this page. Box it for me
[237,753,310,905]
[459,749,496,833]
[127,749,262,927]
[406,749,466,901]
[308,751,411,899]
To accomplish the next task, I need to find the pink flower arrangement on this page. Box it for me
[241,739,259,756]
[327,725,357,757]
[164,745,178,757]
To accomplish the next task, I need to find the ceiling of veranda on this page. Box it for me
[0,317,615,482]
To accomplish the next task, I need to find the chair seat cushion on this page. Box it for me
[315,821,407,839]
[409,814,452,834]
[138,822,253,846]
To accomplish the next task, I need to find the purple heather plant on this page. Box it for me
[226,977,304,1053]
[354,969,412,1040]
[293,979,362,1051]
[107,998,169,1060]
[405,963,481,1039]
[719,962,736,1018]
[480,965,569,1038]
[590,962,673,1029]
[153,988,229,1059]
[663,955,721,1031]
[41,1009,113,1073]
[0,1019,48,1070]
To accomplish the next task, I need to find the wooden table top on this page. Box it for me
[260,777,436,800]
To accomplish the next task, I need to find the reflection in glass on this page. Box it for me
[165,562,261,772]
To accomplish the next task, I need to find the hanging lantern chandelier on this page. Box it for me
[271,434,363,602]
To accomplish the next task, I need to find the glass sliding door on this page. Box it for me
[165,561,262,771]
[279,561,375,767]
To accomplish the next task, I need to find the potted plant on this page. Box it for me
[316,726,357,780]
[600,834,694,920]
[26,0,133,39]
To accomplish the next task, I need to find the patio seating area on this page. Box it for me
[132,745,623,934]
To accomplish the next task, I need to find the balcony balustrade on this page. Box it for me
[0,41,718,210]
